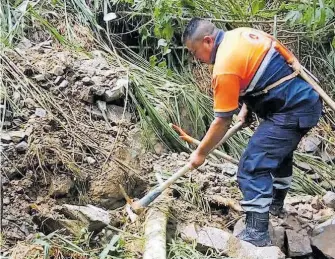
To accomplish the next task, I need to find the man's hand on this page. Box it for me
[189,150,206,169]
[237,103,252,127]
[187,116,232,169]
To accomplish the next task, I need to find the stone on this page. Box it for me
[33,215,85,237]
[35,108,47,118]
[49,175,73,198]
[34,74,45,82]
[13,91,21,104]
[54,76,63,85]
[24,98,36,109]
[154,142,164,155]
[281,214,301,231]
[61,204,110,232]
[311,196,322,210]
[221,162,238,176]
[51,65,64,76]
[179,223,285,259]
[286,229,312,257]
[103,86,124,102]
[82,76,93,86]
[272,226,285,251]
[295,161,312,171]
[8,131,26,143]
[323,191,335,209]
[311,225,335,259]
[3,197,10,205]
[285,195,313,206]
[106,105,132,123]
[58,80,69,90]
[115,78,128,89]
[300,136,321,153]
[15,141,28,153]
[86,157,96,165]
[312,216,335,236]
[0,132,12,143]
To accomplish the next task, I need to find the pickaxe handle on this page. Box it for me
[131,122,243,211]
[274,41,335,112]
[171,122,242,164]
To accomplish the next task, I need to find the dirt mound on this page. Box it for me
[0,39,150,252]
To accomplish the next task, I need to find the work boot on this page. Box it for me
[270,188,289,218]
[236,211,272,247]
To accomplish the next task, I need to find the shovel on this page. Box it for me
[121,121,243,220]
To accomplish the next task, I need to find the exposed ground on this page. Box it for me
[1,36,335,259]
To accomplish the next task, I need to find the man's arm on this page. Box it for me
[189,116,232,168]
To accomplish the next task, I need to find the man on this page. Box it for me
[183,18,322,247]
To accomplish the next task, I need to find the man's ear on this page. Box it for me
[203,35,213,44]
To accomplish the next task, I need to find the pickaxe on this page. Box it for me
[120,121,243,221]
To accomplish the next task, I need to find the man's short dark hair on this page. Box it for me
[183,18,216,44]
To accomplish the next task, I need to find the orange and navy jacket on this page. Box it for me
[211,28,288,117]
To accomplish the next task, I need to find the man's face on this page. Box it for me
[186,36,214,64]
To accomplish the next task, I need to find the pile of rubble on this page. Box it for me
[179,191,335,258]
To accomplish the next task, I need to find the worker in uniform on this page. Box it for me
[183,18,322,247]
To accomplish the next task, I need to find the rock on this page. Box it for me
[61,204,110,232]
[281,214,301,231]
[233,218,245,236]
[312,216,335,236]
[153,142,165,155]
[285,195,313,206]
[89,161,147,209]
[115,78,128,89]
[85,156,96,165]
[300,136,321,153]
[311,196,322,210]
[51,65,64,76]
[272,226,285,251]
[49,175,73,198]
[35,108,47,118]
[33,215,85,237]
[54,76,63,85]
[17,37,33,49]
[23,98,36,109]
[103,86,124,102]
[221,162,238,176]
[0,132,12,143]
[180,223,285,259]
[3,197,10,205]
[311,225,335,258]
[286,229,312,257]
[8,131,26,143]
[106,105,132,123]
[34,74,45,82]
[323,191,335,209]
[58,80,69,90]
[283,204,298,216]
[13,91,21,104]
[295,161,312,171]
[15,141,28,153]
[82,76,93,86]
[10,242,44,259]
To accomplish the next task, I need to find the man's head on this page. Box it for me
[183,18,218,64]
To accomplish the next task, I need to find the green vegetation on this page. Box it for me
[1,0,335,257]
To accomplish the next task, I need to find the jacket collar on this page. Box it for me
[210,30,225,64]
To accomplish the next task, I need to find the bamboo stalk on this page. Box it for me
[143,196,169,259]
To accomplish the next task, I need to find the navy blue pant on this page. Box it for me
[237,100,322,213]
